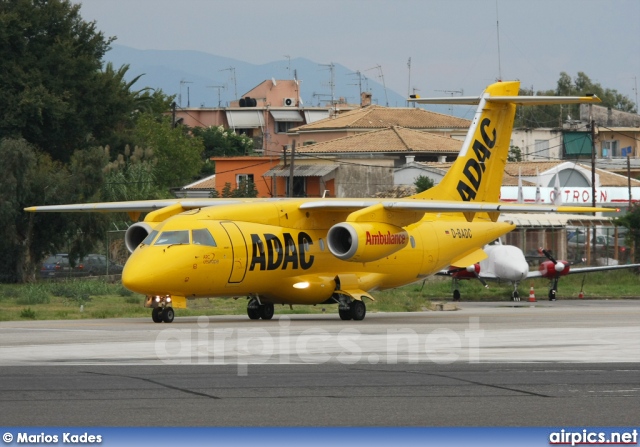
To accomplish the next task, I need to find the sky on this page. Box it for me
[73,0,640,105]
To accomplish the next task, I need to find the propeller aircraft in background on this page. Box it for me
[26,81,610,323]
[441,240,640,301]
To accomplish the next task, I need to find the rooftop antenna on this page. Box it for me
[365,65,388,106]
[348,70,365,101]
[284,55,291,78]
[407,57,411,107]
[633,76,638,114]
[435,89,464,115]
[179,79,192,107]
[219,67,237,100]
[312,92,333,107]
[319,62,335,106]
[207,85,225,107]
[495,0,502,80]
[411,87,420,108]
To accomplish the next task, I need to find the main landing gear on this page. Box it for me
[338,298,366,321]
[247,298,274,320]
[549,277,559,301]
[151,306,174,323]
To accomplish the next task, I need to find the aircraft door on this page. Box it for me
[220,221,248,284]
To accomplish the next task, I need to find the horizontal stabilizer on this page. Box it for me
[409,95,601,106]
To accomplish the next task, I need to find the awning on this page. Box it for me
[304,110,330,123]
[270,110,303,122]
[226,110,265,128]
[264,164,339,177]
[563,132,592,156]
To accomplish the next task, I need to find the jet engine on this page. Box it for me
[125,222,159,253]
[327,222,408,262]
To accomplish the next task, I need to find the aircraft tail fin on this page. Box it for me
[408,81,600,203]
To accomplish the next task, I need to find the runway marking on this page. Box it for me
[83,370,221,400]
[349,367,553,398]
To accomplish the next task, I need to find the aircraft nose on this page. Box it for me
[121,257,158,295]
[122,261,149,293]
[503,259,529,281]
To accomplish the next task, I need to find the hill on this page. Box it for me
[105,44,408,109]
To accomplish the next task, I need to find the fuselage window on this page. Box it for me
[318,238,325,251]
[154,230,190,245]
[142,230,158,246]
[192,228,217,247]
[410,236,416,248]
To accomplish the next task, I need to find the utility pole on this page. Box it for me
[628,153,632,208]
[288,140,296,198]
[590,104,596,215]
[590,104,597,265]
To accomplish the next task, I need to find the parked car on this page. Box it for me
[567,233,629,262]
[40,254,80,279]
[39,254,123,279]
[79,254,124,276]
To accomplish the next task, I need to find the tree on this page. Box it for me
[0,0,121,161]
[614,205,640,263]
[0,138,108,282]
[514,72,637,128]
[102,145,165,202]
[191,125,255,159]
[414,175,435,193]
[133,115,204,190]
[508,146,522,162]
[232,178,259,198]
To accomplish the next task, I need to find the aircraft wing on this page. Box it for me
[26,198,616,215]
[436,269,499,280]
[300,200,615,215]
[526,263,640,278]
[23,199,246,213]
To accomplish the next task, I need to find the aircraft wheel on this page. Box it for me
[338,308,352,320]
[162,307,175,323]
[511,291,520,302]
[548,290,556,301]
[247,299,260,320]
[453,290,461,301]
[350,300,366,321]
[151,307,162,323]
[259,303,274,320]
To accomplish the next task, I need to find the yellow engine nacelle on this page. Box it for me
[327,222,408,262]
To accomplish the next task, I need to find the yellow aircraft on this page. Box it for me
[26,81,607,323]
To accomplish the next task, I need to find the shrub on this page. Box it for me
[20,307,36,319]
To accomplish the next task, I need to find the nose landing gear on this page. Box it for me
[151,306,174,323]
[147,295,175,323]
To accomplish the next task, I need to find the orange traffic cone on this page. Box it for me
[528,286,536,302]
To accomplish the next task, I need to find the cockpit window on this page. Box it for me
[192,229,217,247]
[142,230,158,246]
[154,230,190,245]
